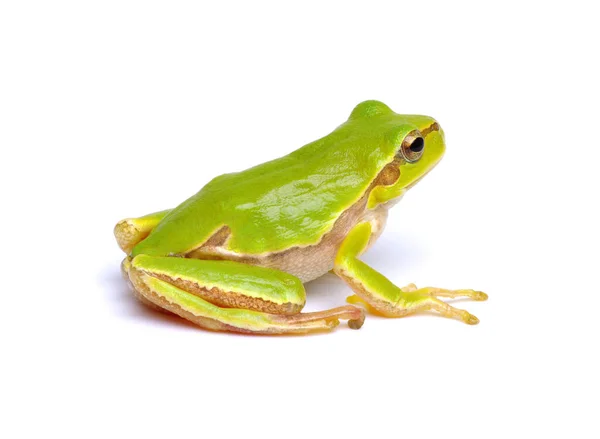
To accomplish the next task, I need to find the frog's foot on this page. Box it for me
[335,222,487,325]
[124,255,364,334]
[346,286,486,324]
[114,209,172,254]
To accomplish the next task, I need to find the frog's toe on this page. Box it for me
[427,288,488,301]
[463,312,480,325]
[473,291,489,301]
[424,297,482,325]
[401,283,418,292]
[347,309,366,329]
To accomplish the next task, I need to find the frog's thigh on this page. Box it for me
[114,209,172,254]
[333,222,488,325]
[126,255,364,334]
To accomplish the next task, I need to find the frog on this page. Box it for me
[114,100,487,334]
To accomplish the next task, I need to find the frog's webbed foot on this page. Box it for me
[123,255,364,334]
[335,222,488,325]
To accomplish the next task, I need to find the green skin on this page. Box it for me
[115,100,487,334]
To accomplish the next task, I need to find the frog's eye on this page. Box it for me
[400,132,425,163]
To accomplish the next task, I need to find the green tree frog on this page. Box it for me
[114,100,487,334]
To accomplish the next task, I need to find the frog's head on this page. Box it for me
[348,100,446,194]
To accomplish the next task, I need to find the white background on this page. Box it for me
[1,1,599,438]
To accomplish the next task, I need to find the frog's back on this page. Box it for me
[132,102,425,257]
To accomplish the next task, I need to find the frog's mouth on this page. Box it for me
[411,147,445,183]
[399,151,445,192]
[403,162,441,190]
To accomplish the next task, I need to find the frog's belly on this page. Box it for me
[190,202,389,283]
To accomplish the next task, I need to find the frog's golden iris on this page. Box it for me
[399,131,425,162]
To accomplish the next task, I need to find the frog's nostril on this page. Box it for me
[409,137,424,153]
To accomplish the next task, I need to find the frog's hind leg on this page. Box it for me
[334,222,488,325]
[114,209,171,254]
[125,255,365,334]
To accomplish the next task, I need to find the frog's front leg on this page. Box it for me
[334,222,488,324]
[124,255,365,334]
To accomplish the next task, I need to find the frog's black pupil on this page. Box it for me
[409,137,424,153]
